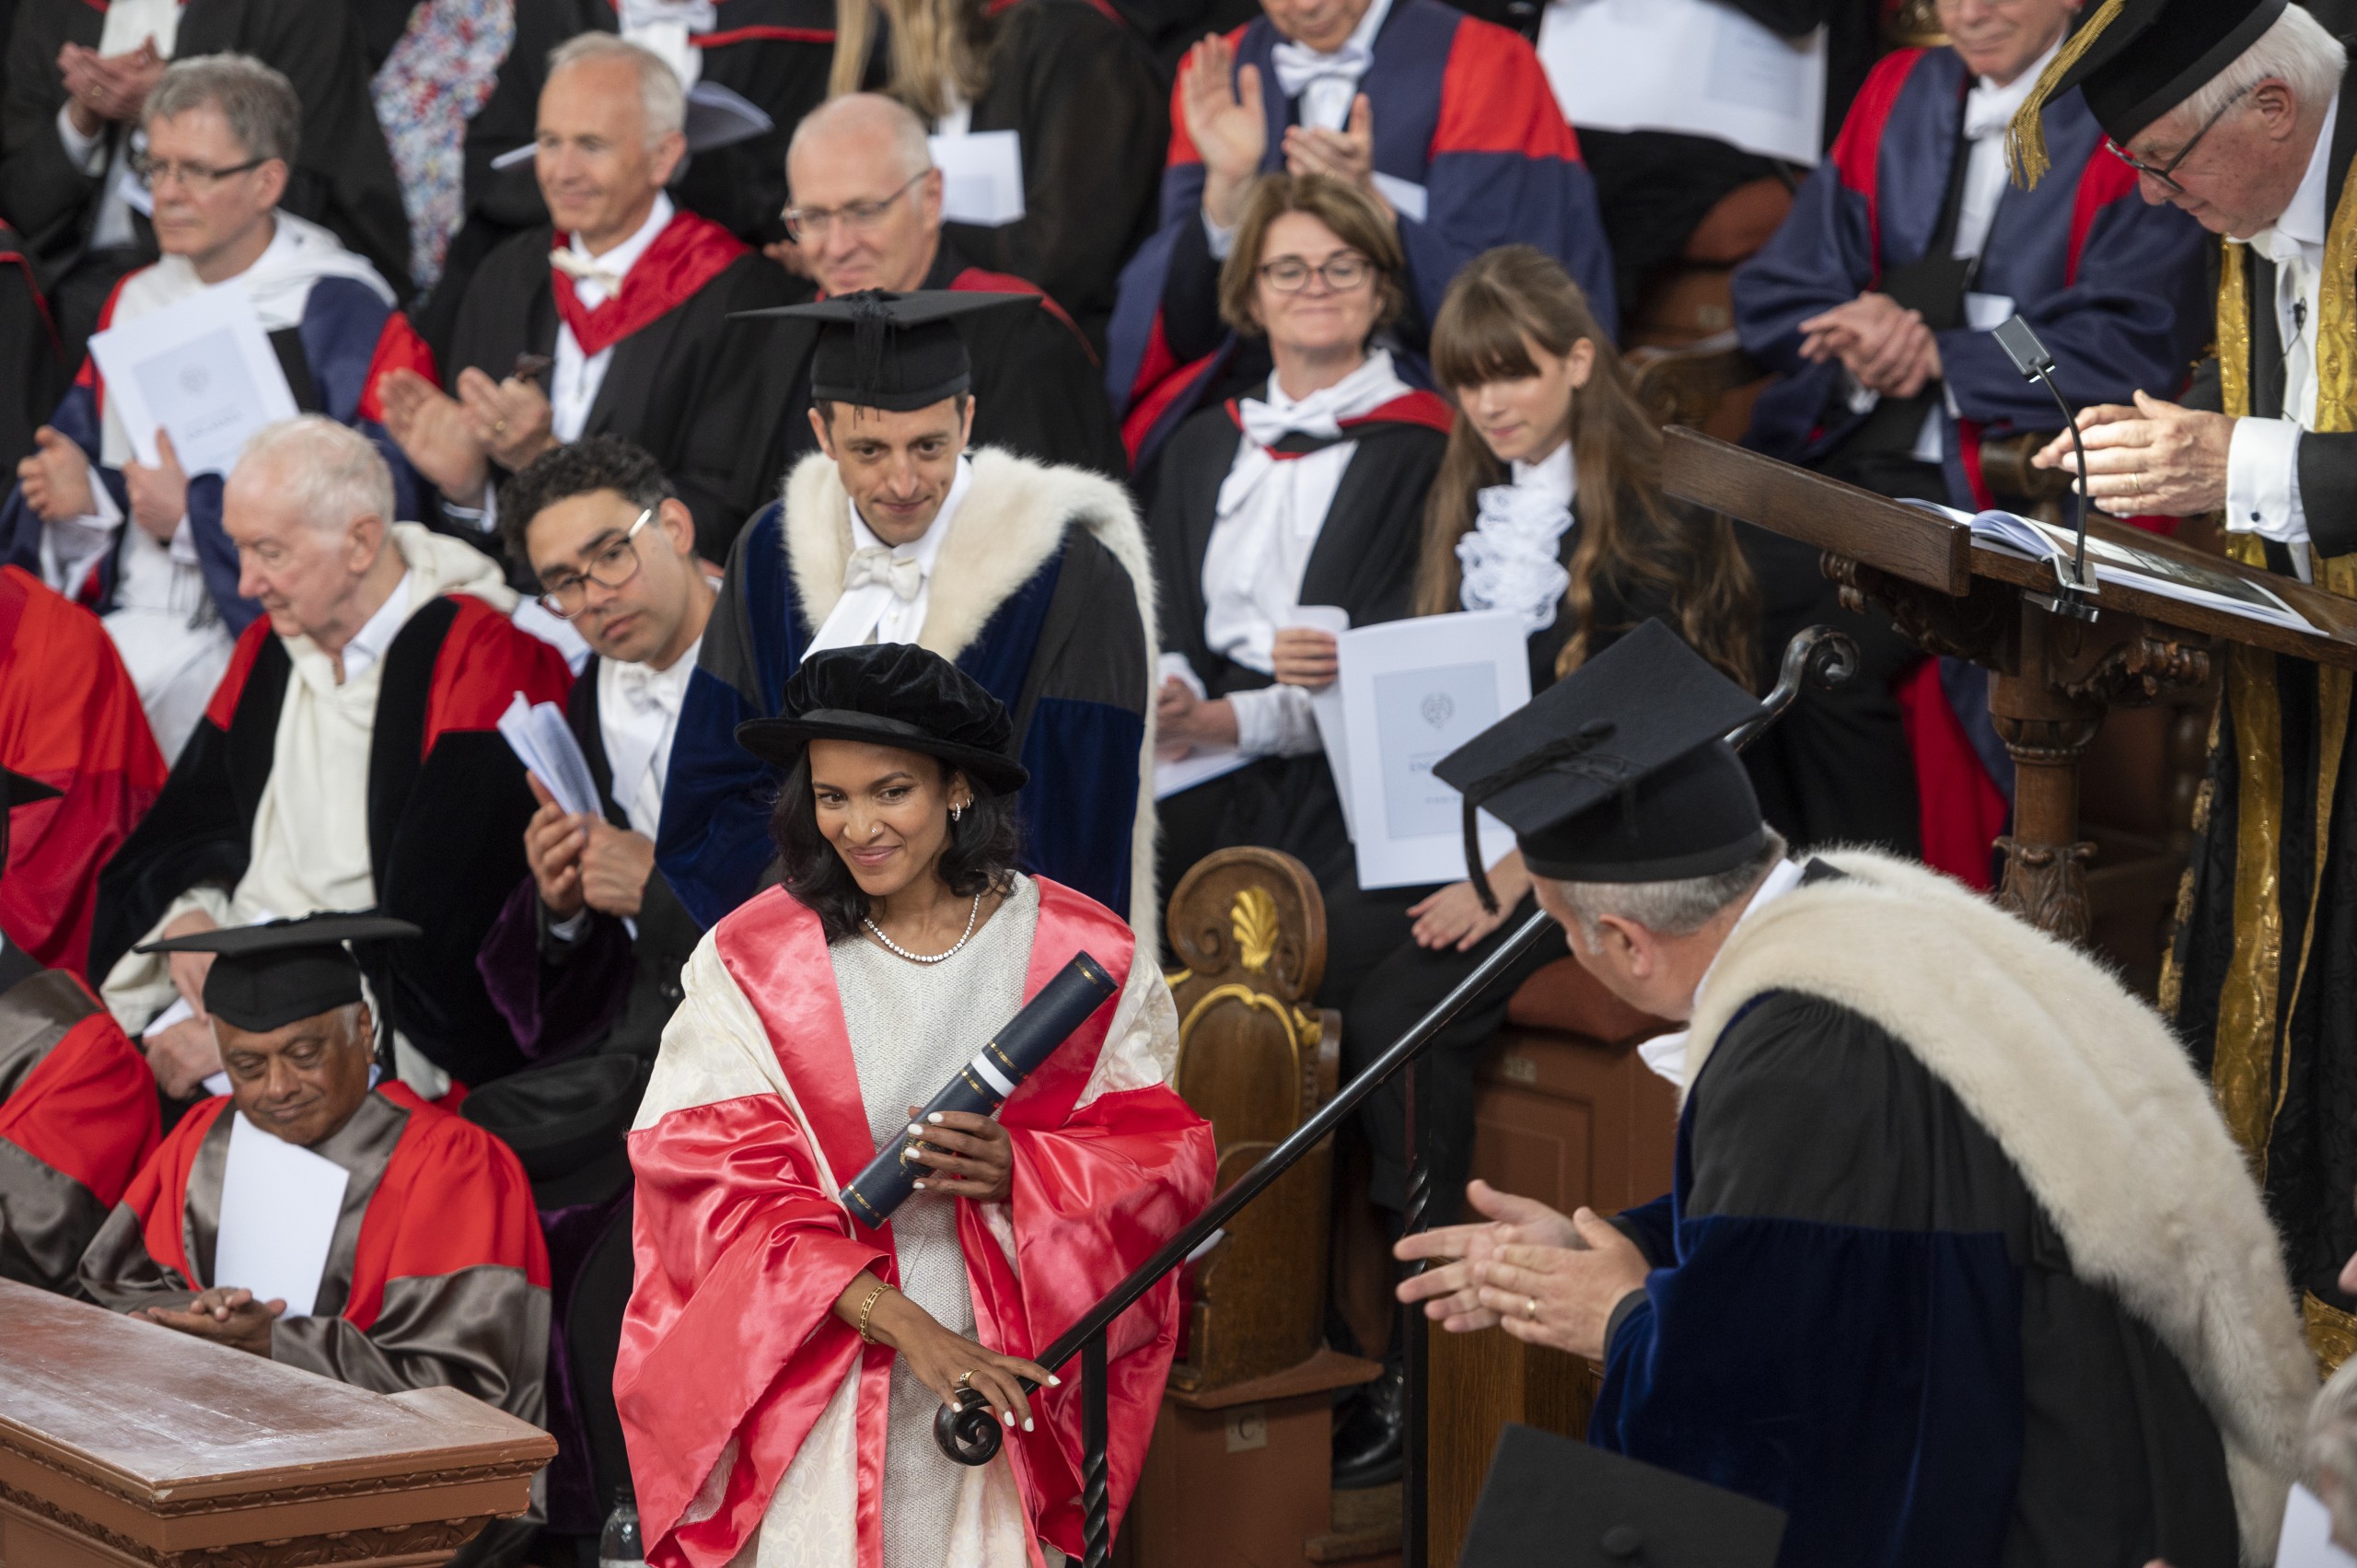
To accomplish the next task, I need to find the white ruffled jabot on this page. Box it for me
[1457,440,1576,633]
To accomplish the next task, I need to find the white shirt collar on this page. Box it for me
[1509,438,1577,507]
[570,192,674,287]
[2251,98,2337,262]
[1334,0,1391,60]
[1634,858,1810,1089]
[1962,35,2061,140]
[335,572,412,685]
[849,456,971,576]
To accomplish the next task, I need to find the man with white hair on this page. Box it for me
[2016,0,2357,1349]
[1393,620,2316,1568]
[726,91,1126,509]
[0,54,432,761]
[89,416,571,1102]
[376,33,795,565]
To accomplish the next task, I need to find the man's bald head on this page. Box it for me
[785,93,944,296]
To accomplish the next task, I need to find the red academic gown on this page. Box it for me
[0,949,158,1292]
[619,878,1215,1567]
[0,566,165,975]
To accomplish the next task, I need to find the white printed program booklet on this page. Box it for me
[1335,610,1531,889]
[213,1110,350,1318]
[929,129,1027,226]
[86,279,299,476]
[1537,0,1826,166]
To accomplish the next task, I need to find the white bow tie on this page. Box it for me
[845,547,924,601]
[1271,40,1371,119]
[608,659,674,717]
[550,249,624,295]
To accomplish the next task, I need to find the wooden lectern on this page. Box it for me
[1660,427,2357,941]
[0,1281,553,1567]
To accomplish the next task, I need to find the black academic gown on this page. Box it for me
[2173,69,2357,1326]
[442,222,799,563]
[0,0,411,360]
[949,0,1168,353]
[1146,399,1442,1005]
[729,238,1127,519]
[0,226,61,478]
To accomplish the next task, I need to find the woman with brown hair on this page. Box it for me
[1148,171,1454,1016]
[1326,243,1758,1491]
[830,0,1165,347]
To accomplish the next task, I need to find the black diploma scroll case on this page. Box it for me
[838,951,1120,1226]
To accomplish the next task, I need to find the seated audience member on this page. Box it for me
[1319,245,1755,1490]
[468,436,712,1540]
[90,417,571,1102]
[0,766,159,1295]
[376,34,796,565]
[659,291,1155,936]
[1729,0,2209,866]
[1106,0,1617,470]
[735,92,1128,505]
[1150,172,1447,973]
[0,566,165,974]
[402,0,850,342]
[620,644,1213,1568]
[1397,622,2316,1568]
[842,0,1167,347]
[2,54,429,762]
[81,913,547,1568]
[1,0,410,364]
[0,224,62,478]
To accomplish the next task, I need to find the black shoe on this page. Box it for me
[1330,1362,1404,1490]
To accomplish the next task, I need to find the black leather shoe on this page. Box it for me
[1330,1361,1404,1490]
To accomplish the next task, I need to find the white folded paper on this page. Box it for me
[87,281,300,475]
[497,691,635,936]
[929,129,1027,226]
[213,1110,350,1317]
[2281,1482,2357,1568]
[1335,610,1530,889]
[1537,0,1825,166]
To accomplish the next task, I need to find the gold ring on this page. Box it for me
[1525,1296,1538,1321]
[493,419,508,436]
[956,1368,974,1389]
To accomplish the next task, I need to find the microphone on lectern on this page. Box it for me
[1992,314,2099,624]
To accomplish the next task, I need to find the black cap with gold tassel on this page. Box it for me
[2007,0,2288,187]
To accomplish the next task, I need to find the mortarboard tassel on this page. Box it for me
[853,292,891,399]
[1463,798,1499,914]
[2008,0,2127,187]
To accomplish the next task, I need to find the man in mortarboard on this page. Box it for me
[1728,0,2211,877]
[2015,0,2357,1366]
[79,913,549,1563]
[1394,619,2316,1567]
[659,287,1159,940]
[374,34,797,566]
[0,766,158,1295]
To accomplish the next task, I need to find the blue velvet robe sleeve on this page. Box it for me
[1590,991,2026,1568]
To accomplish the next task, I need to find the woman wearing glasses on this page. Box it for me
[1150,171,1450,1003]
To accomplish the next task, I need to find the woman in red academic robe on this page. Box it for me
[617,642,1215,1568]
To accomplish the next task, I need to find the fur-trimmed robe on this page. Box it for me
[1596,852,2314,1568]
[658,447,1157,942]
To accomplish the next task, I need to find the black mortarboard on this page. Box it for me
[1433,619,1767,903]
[737,643,1030,794]
[731,289,1037,412]
[1459,1425,1785,1568]
[0,769,60,809]
[2010,0,2287,182]
[135,912,421,1033]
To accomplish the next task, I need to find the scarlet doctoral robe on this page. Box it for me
[0,943,157,1293]
[618,878,1215,1567]
[0,565,164,974]
[80,1082,550,1423]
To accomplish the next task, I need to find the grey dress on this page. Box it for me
[827,876,1040,1568]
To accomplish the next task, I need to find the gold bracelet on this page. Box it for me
[856,1283,892,1345]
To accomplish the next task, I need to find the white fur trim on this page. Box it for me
[780,448,1163,946]
[1685,850,2316,1564]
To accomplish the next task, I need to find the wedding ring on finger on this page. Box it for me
[1526,1296,1538,1321]
[957,1368,974,1389]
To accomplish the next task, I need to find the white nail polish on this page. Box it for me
[1023,1419,1035,1432]
[1049,1375,1062,1387]
[912,1180,926,1191]
[928,1112,946,1124]
[1003,1411,1016,1427]
[908,1123,923,1136]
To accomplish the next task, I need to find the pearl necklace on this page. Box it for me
[863,893,984,965]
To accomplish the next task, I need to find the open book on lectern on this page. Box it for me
[1903,500,2314,635]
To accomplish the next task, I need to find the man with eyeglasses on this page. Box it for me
[0,53,434,763]
[89,415,571,1105]
[726,91,1127,513]
[375,34,795,569]
[2014,0,2357,1361]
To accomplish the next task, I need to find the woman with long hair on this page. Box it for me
[1149,171,1454,1016]
[830,0,1165,345]
[618,644,1214,1567]
[1325,244,1759,1491]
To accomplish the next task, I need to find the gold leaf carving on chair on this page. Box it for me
[1231,887,1279,972]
